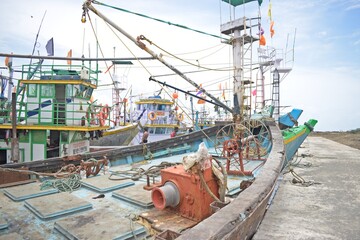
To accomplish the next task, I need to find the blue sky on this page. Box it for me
[0,0,359,131]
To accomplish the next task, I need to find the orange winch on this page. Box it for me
[151,163,219,221]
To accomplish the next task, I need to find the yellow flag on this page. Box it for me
[268,2,272,21]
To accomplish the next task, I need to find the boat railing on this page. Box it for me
[9,100,110,127]
[146,117,179,126]
[21,64,98,86]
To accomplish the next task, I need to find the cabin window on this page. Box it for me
[84,88,93,99]
[18,130,29,142]
[66,85,73,98]
[28,84,37,97]
[74,84,90,99]
[149,104,155,110]
[61,131,69,143]
[32,130,47,144]
[41,85,54,98]
[74,85,82,97]
[158,104,165,111]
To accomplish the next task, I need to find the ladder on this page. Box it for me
[220,16,259,120]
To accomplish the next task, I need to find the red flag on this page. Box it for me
[252,89,257,96]
[260,35,266,46]
[67,49,72,65]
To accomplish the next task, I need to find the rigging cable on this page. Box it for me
[93,0,230,42]
[84,3,223,144]
[141,35,233,72]
[86,10,116,87]
[95,16,204,129]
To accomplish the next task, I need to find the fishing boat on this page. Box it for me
[0,58,114,163]
[130,95,184,143]
[0,0,317,239]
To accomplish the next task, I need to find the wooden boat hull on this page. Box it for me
[89,123,139,147]
[0,120,316,239]
[283,119,318,162]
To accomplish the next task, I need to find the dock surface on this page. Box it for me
[254,136,360,240]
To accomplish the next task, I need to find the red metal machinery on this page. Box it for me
[151,164,219,221]
[222,138,252,176]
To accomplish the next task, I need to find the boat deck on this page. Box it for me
[254,136,360,239]
[0,148,263,239]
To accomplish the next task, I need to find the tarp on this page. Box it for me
[222,0,262,7]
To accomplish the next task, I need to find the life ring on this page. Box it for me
[177,113,184,122]
[98,112,105,126]
[102,104,109,119]
[148,111,156,121]
[98,105,109,126]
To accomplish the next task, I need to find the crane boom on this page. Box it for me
[83,1,233,114]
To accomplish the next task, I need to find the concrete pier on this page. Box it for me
[254,136,360,240]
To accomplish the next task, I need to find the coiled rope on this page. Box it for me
[40,174,82,192]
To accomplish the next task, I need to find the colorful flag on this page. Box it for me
[196,84,203,96]
[67,49,72,65]
[222,90,226,100]
[270,21,275,38]
[197,96,206,104]
[257,26,264,36]
[197,99,205,104]
[268,2,272,21]
[45,38,54,56]
[4,53,13,68]
[252,89,257,96]
[260,35,266,46]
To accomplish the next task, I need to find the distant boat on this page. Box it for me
[131,95,184,143]
[279,108,303,129]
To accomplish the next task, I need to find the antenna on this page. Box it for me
[29,10,47,67]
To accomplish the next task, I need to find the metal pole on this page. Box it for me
[190,96,194,127]
[0,53,154,61]
[11,92,19,163]
[123,100,127,126]
[149,77,225,108]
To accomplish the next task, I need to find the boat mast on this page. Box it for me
[221,13,258,122]
[82,1,233,114]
